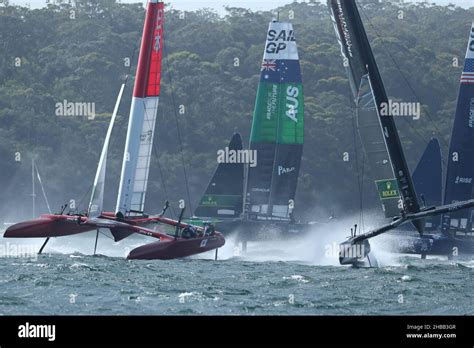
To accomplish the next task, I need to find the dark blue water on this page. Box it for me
[0,232,472,315]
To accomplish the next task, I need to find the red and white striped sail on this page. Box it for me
[116,0,164,215]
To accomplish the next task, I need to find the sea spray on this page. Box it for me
[195,212,393,266]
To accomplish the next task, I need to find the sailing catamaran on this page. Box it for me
[328,0,474,265]
[3,0,225,260]
[394,22,474,257]
[329,0,444,244]
[191,19,317,244]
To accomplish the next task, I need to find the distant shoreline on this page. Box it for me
[6,0,472,12]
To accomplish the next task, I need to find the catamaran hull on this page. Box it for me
[387,232,474,256]
[3,215,93,238]
[127,234,225,260]
[3,214,142,240]
[339,239,371,265]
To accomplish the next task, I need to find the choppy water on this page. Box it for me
[0,227,473,315]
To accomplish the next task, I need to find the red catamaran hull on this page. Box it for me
[3,214,226,260]
[3,215,93,238]
[127,233,225,260]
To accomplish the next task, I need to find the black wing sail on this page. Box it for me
[329,2,400,218]
[442,23,474,235]
[412,138,442,231]
[328,0,422,232]
[356,75,401,217]
[194,133,244,219]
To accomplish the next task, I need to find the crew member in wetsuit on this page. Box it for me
[115,211,125,221]
[203,223,215,236]
[181,226,198,239]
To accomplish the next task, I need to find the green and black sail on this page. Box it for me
[328,0,423,232]
[194,133,244,218]
[244,21,304,221]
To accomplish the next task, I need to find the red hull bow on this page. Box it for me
[3,215,92,238]
[127,233,225,260]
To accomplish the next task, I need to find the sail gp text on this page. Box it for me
[266,29,295,53]
[18,322,56,341]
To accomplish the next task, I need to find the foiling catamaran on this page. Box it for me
[392,21,474,258]
[3,0,225,260]
[329,0,474,266]
[190,19,318,245]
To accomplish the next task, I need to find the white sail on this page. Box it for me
[116,0,164,216]
[116,97,159,214]
[88,83,126,217]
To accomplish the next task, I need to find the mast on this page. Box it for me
[442,22,474,235]
[328,0,422,232]
[244,20,304,221]
[31,157,35,218]
[116,0,164,216]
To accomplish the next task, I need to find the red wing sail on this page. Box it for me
[133,0,164,98]
[116,0,165,215]
[146,2,164,97]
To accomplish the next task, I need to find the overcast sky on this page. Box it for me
[8,0,474,11]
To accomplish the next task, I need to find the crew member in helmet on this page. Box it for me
[203,222,215,236]
[181,225,198,239]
